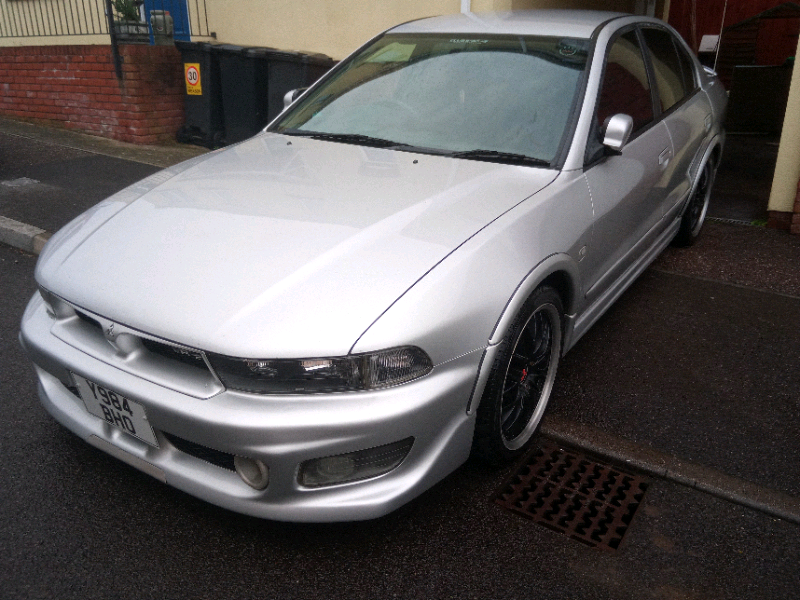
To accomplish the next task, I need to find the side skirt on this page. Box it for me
[563,215,681,353]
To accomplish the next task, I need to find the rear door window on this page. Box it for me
[641,28,693,113]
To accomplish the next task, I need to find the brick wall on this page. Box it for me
[794,185,800,235]
[0,45,184,145]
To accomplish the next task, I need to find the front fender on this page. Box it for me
[350,172,591,414]
[487,252,581,346]
[466,252,581,415]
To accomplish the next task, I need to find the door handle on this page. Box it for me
[658,147,671,166]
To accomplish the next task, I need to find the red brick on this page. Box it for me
[767,210,793,230]
[61,91,91,102]
[153,116,183,128]
[1,44,188,145]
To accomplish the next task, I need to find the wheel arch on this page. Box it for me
[467,253,580,415]
[709,140,722,169]
[487,253,580,346]
[682,134,723,218]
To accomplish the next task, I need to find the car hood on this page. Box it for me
[37,133,557,358]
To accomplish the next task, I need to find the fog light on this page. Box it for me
[316,455,356,480]
[298,437,414,488]
[234,455,269,490]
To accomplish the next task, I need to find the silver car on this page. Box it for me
[20,10,725,521]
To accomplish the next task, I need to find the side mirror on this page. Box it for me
[602,114,634,154]
[283,88,308,110]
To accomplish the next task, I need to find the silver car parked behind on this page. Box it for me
[20,10,726,521]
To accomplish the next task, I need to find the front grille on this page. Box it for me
[163,433,236,471]
[495,443,648,551]
[72,307,215,381]
[75,310,102,331]
[141,338,209,372]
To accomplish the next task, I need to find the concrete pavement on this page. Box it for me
[2,117,799,527]
[0,116,207,168]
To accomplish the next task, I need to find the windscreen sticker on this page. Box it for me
[366,43,416,63]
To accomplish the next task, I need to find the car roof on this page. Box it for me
[389,9,629,39]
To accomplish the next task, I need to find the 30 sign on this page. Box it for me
[185,63,202,95]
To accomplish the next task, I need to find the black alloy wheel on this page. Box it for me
[472,286,562,464]
[674,160,714,247]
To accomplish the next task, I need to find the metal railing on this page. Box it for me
[0,0,107,37]
[0,0,211,39]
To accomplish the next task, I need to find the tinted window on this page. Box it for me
[641,28,690,113]
[596,31,654,134]
[674,38,697,94]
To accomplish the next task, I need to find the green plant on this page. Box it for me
[112,0,141,22]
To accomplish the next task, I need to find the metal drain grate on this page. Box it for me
[706,217,764,227]
[495,443,648,551]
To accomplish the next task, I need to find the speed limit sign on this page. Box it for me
[184,63,202,95]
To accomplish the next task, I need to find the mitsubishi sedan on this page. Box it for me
[20,10,726,521]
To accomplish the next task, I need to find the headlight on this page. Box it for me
[208,346,433,394]
[38,286,71,319]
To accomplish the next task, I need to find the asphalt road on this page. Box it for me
[2,129,799,599]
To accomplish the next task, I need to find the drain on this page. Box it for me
[706,217,763,227]
[495,442,648,551]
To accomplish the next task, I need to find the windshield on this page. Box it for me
[271,33,591,166]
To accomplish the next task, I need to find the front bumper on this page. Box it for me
[20,292,482,522]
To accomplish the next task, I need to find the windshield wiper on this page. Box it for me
[282,130,402,149]
[449,149,551,167]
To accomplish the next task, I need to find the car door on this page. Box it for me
[640,26,713,219]
[581,28,673,303]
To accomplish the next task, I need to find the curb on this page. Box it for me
[0,216,51,255]
[541,414,800,525]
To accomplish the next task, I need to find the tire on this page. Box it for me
[673,160,715,247]
[472,286,563,465]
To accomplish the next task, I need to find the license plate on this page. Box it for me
[72,373,159,447]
